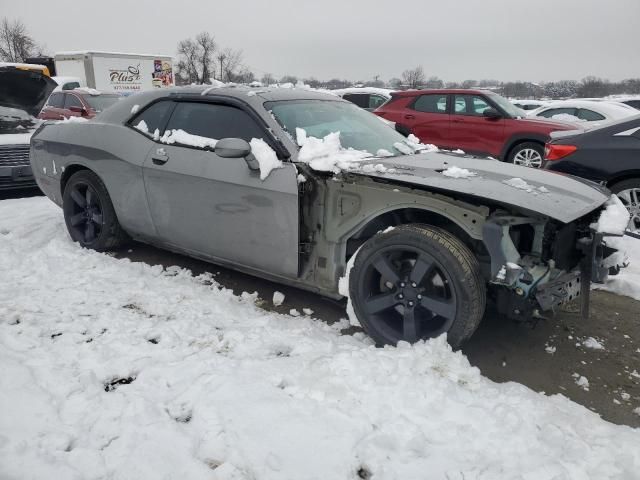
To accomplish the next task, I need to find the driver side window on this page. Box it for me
[164,102,265,144]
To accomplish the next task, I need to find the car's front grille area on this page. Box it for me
[0,145,30,167]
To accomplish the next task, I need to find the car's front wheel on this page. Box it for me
[508,142,544,168]
[610,178,640,231]
[348,225,486,348]
[62,170,128,251]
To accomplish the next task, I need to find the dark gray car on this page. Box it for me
[29,85,623,347]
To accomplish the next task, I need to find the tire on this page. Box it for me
[349,224,486,348]
[609,178,640,231]
[62,170,128,251]
[507,142,544,168]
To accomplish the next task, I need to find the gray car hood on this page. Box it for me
[355,152,608,223]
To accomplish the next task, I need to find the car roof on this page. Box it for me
[179,84,341,102]
[392,88,494,97]
[534,100,636,119]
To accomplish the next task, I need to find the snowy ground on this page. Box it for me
[1,197,640,480]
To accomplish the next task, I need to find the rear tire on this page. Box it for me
[508,142,544,168]
[62,170,128,251]
[609,178,640,231]
[348,224,486,348]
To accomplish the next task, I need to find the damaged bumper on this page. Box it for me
[483,216,626,321]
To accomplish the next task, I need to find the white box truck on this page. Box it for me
[54,51,175,94]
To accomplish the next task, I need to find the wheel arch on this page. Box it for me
[606,171,640,189]
[341,206,485,264]
[60,163,93,194]
[501,134,547,161]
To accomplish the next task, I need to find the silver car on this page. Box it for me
[29,85,622,347]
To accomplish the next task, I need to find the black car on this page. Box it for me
[544,115,640,230]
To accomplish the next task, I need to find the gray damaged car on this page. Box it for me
[29,86,625,347]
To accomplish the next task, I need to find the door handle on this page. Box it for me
[152,148,169,165]
[404,114,415,120]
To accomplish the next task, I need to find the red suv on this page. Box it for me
[374,89,577,168]
[39,89,120,121]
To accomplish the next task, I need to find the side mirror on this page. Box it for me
[214,138,260,170]
[69,105,88,116]
[483,107,502,119]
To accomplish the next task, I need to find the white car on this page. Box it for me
[332,87,393,111]
[52,76,85,91]
[510,99,550,111]
[527,100,636,124]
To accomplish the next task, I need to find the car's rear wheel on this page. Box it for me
[62,170,128,251]
[508,142,544,168]
[609,178,640,231]
[348,225,486,348]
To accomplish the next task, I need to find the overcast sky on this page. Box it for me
[2,0,638,82]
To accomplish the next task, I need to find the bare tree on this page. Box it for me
[176,32,217,85]
[261,73,275,86]
[279,75,298,85]
[218,48,243,82]
[401,66,425,89]
[425,76,444,89]
[0,18,39,62]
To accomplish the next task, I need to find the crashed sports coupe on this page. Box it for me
[30,86,626,346]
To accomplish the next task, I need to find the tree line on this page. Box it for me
[1,18,638,99]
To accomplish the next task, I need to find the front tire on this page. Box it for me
[62,170,128,251]
[349,225,486,348]
[508,142,544,168]
[609,178,640,231]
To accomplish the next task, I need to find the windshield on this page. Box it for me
[265,99,418,156]
[83,95,120,112]
[487,92,526,118]
[0,105,37,132]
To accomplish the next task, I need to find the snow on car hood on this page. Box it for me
[354,152,609,223]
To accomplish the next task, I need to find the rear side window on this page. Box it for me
[62,82,80,91]
[130,101,174,136]
[453,95,490,116]
[413,94,447,114]
[369,95,387,110]
[47,92,64,108]
[64,94,83,109]
[164,102,265,142]
[577,109,605,121]
[538,108,576,118]
[342,94,370,109]
[624,100,640,109]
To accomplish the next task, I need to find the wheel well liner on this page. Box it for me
[344,207,483,261]
[60,164,91,193]
[606,172,640,188]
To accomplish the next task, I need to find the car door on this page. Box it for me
[63,93,85,118]
[141,100,299,278]
[39,92,65,120]
[401,93,450,146]
[448,94,505,155]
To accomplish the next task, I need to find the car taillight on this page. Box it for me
[544,144,577,161]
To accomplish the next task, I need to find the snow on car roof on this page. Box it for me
[331,87,395,98]
[529,100,637,120]
[55,51,173,59]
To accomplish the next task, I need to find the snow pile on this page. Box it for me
[573,374,590,391]
[596,235,640,301]
[1,198,640,479]
[272,291,285,306]
[296,129,372,173]
[160,129,218,150]
[131,104,140,114]
[375,149,394,157]
[593,195,629,235]
[502,177,550,195]
[74,87,102,95]
[583,337,605,350]
[135,119,149,133]
[442,166,477,179]
[250,138,282,180]
[361,163,395,174]
[55,116,89,124]
[394,134,438,155]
